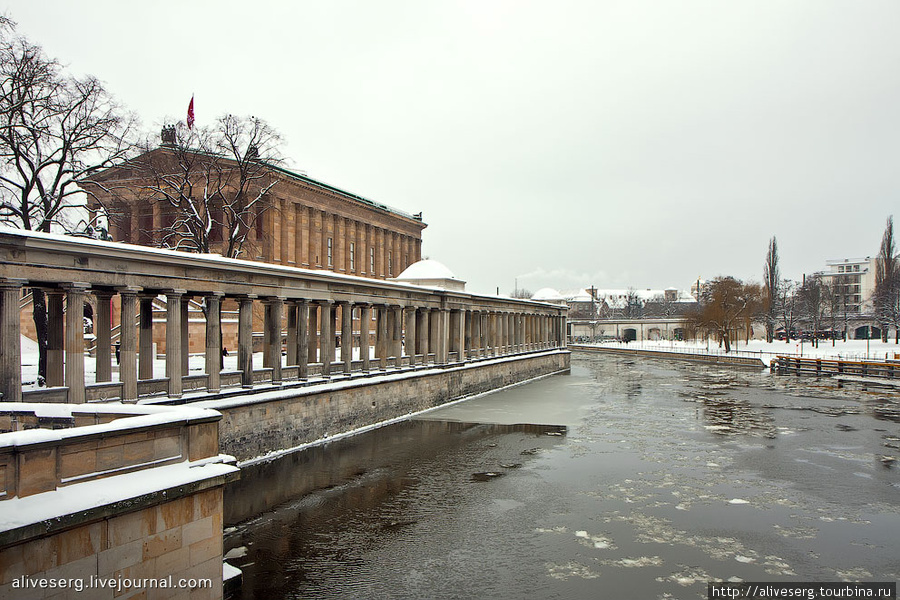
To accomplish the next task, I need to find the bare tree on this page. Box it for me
[775,279,800,344]
[763,236,779,342]
[688,276,761,353]
[822,280,843,347]
[623,288,643,319]
[798,274,825,348]
[874,216,899,343]
[88,114,282,259]
[0,21,135,384]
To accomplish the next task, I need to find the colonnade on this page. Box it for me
[0,280,567,405]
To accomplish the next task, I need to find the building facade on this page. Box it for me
[83,142,427,280]
[819,257,877,314]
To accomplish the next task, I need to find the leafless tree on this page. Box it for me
[798,274,825,348]
[688,276,761,352]
[623,288,643,319]
[763,236,779,342]
[0,21,136,384]
[775,279,800,344]
[91,114,282,259]
[874,216,899,343]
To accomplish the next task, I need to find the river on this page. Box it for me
[223,352,900,599]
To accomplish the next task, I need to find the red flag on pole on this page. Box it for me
[187,95,195,130]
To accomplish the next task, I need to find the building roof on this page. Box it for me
[393,259,466,291]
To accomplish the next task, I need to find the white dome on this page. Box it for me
[532,287,564,301]
[397,259,456,280]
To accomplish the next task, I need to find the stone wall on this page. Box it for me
[0,404,238,599]
[199,350,571,462]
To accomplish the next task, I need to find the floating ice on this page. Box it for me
[728,499,749,505]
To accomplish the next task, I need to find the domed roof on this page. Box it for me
[393,259,466,291]
[397,259,456,281]
[532,287,564,301]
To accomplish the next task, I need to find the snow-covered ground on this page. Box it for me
[585,338,900,362]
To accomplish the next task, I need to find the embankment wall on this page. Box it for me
[197,350,571,462]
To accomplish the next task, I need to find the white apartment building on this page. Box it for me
[819,257,877,314]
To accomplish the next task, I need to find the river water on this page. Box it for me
[223,353,900,599]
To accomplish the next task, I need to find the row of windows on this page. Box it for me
[327,237,404,276]
[837,264,862,273]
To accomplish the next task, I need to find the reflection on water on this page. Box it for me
[225,354,900,600]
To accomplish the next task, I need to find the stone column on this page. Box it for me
[165,290,185,398]
[464,310,473,358]
[376,305,387,369]
[118,288,138,401]
[286,302,298,367]
[405,306,417,365]
[95,290,113,382]
[297,300,309,380]
[340,301,353,374]
[418,309,430,364]
[391,305,403,367]
[263,302,272,369]
[267,297,283,384]
[205,293,223,393]
[139,296,154,380]
[307,303,319,365]
[430,308,441,363]
[435,308,449,364]
[46,290,65,387]
[456,310,466,362]
[0,279,25,402]
[64,283,89,403]
[181,295,191,375]
[320,300,334,377]
[238,296,255,388]
[359,303,371,372]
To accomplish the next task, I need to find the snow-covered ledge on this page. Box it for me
[0,403,238,600]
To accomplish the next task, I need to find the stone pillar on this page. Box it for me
[418,309,430,364]
[95,290,113,383]
[391,305,403,367]
[165,290,185,398]
[139,296,154,380]
[435,308,449,364]
[464,310,472,358]
[297,300,310,380]
[286,303,298,366]
[238,296,255,388]
[340,301,353,374]
[307,303,319,365]
[359,304,371,372]
[456,310,466,362]
[181,295,190,375]
[0,279,25,402]
[430,308,441,363]
[376,306,387,369]
[263,302,272,369]
[205,293,223,393]
[405,306,417,365]
[267,297,283,384]
[46,290,65,387]
[320,300,334,377]
[64,283,89,403]
[118,288,138,401]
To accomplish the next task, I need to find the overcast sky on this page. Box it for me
[7,1,900,295]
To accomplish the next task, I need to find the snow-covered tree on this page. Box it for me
[91,114,282,260]
[0,19,135,384]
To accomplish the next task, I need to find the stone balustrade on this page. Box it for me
[0,229,567,404]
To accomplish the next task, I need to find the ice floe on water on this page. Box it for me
[574,529,616,550]
[545,562,600,580]
[728,498,750,504]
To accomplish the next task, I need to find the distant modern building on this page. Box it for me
[818,257,877,314]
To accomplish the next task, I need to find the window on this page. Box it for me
[388,251,393,276]
[327,237,333,267]
[370,248,375,273]
[350,242,355,271]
